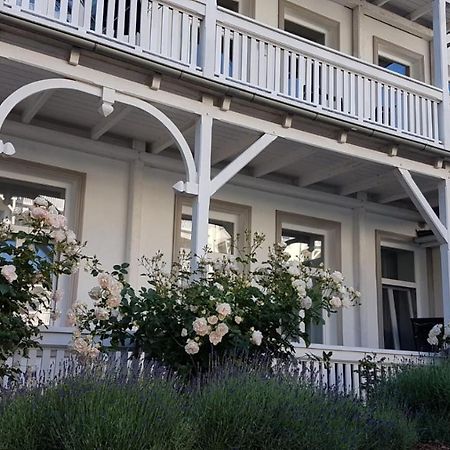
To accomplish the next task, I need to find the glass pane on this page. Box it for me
[0,177,65,226]
[378,56,410,76]
[282,228,324,265]
[282,228,325,344]
[180,215,234,255]
[284,20,326,45]
[382,286,417,351]
[381,247,415,282]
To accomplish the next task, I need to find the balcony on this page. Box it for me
[0,0,445,149]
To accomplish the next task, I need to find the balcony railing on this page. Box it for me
[0,0,444,147]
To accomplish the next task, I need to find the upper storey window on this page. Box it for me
[218,0,240,13]
[280,1,340,50]
[284,19,325,45]
[378,56,410,77]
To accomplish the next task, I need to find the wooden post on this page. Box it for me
[438,179,450,324]
[200,0,217,78]
[432,0,450,149]
[191,113,213,266]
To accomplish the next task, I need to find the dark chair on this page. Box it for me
[411,317,444,352]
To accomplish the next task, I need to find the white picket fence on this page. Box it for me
[2,330,437,397]
[0,0,443,147]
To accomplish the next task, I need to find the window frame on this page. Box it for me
[172,195,251,264]
[373,37,425,82]
[0,158,85,326]
[276,211,342,345]
[376,232,429,350]
[279,1,340,50]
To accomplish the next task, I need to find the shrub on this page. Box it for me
[371,360,450,444]
[0,360,417,450]
[0,369,193,450]
[71,234,360,374]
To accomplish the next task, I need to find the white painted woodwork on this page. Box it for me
[151,122,196,154]
[90,105,131,140]
[252,148,312,178]
[21,91,53,124]
[191,114,213,260]
[0,0,444,147]
[298,160,361,188]
[438,179,450,324]
[340,171,394,196]
[396,168,448,245]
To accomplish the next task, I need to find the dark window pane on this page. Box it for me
[218,0,239,12]
[381,247,415,282]
[284,20,325,45]
[378,56,410,77]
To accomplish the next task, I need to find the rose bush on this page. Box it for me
[71,234,360,374]
[0,197,83,379]
[427,322,450,351]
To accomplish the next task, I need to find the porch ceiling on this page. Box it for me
[0,59,442,213]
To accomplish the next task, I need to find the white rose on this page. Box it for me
[98,273,112,289]
[88,286,103,300]
[301,249,312,260]
[209,331,223,346]
[342,296,353,308]
[296,286,307,298]
[429,324,443,337]
[185,339,200,355]
[207,315,219,325]
[216,302,231,317]
[330,296,342,309]
[292,279,306,289]
[106,295,121,308]
[51,229,66,243]
[445,323,450,338]
[52,289,63,303]
[216,323,229,337]
[193,317,210,336]
[47,213,67,229]
[109,281,123,297]
[288,266,300,276]
[1,264,17,283]
[427,335,439,346]
[234,316,243,324]
[331,271,344,283]
[250,330,263,346]
[34,196,48,207]
[65,230,77,245]
[214,282,224,292]
[94,307,109,321]
[30,206,48,221]
[181,328,188,337]
[301,296,312,309]
[67,310,77,326]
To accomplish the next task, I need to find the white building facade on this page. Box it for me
[1,0,450,365]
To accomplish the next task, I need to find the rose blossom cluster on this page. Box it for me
[427,322,450,348]
[71,331,100,359]
[69,273,124,358]
[183,300,262,354]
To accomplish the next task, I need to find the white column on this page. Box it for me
[200,0,217,78]
[433,0,450,149]
[125,142,145,286]
[191,114,213,264]
[438,179,450,324]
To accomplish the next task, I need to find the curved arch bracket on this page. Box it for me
[0,79,198,187]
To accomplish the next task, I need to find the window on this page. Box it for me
[378,56,410,77]
[0,158,84,327]
[218,0,239,13]
[279,2,340,50]
[173,196,251,262]
[284,20,325,45]
[277,212,341,345]
[381,246,417,351]
[374,38,425,81]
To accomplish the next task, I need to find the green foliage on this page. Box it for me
[0,198,83,379]
[73,233,359,375]
[371,360,450,444]
[0,360,417,450]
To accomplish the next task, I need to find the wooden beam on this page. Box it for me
[151,121,196,154]
[340,171,394,196]
[438,179,450,323]
[90,105,131,140]
[298,161,361,188]
[378,184,437,204]
[210,134,277,195]
[408,3,432,22]
[253,148,314,178]
[374,0,392,6]
[21,91,53,124]
[396,168,448,244]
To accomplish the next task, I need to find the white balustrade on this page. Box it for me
[0,0,445,147]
